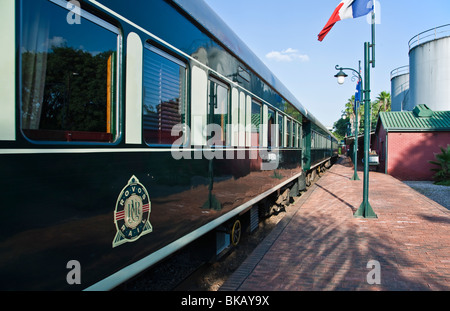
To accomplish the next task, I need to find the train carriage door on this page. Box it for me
[202,76,229,211]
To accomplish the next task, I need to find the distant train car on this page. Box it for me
[0,0,338,290]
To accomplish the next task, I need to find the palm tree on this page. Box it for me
[344,95,355,119]
[376,91,391,112]
[343,95,364,135]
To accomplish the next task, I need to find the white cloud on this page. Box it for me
[265,48,310,62]
[48,36,67,48]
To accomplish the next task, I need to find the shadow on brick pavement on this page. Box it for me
[220,156,450,291]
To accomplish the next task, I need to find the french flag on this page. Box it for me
[318,0,373,41]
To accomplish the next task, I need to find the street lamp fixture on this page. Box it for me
[334,65,360,84]
[334,69,348,85]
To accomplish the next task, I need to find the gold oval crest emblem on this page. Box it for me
[113,175,152,248]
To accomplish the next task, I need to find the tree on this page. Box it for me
[376,91,391,112]
[332,117,349,141]
[332,91,391,139]
[343,95,356,119]
[429,145,450,186]
[38,46,113,132]
[358,91,391,133]
[339,95,363,137]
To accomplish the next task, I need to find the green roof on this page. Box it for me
[379,105,450,132]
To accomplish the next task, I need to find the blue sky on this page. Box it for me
[203,0,450,128]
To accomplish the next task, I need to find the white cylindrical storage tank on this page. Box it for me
[390,66,409,111]
[408,25,450,111]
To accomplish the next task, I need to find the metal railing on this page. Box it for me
[408,24,450,51]
[390,65,409,80]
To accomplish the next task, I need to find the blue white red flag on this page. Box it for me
[354,79,361,112]
[355,80,362,103]
[318,0,374,41]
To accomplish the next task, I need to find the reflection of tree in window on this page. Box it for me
[208,78,228,146]
[278,114,283,148]
[44,48,110,130]
[286,119,291,147]
[20,0,118,142]
[293,122,297,148]
[267,108,275,148]
[251,101,261,147]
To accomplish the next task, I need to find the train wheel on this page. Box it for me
[230,219,242,246]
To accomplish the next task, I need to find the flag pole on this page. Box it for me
[371,0,375,68]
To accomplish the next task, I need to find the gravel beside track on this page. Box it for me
[403,181,450,210]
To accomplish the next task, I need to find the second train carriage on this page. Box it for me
[0,0,338,290]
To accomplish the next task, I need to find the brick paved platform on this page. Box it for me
[220,156,450,291]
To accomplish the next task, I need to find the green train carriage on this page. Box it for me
[0,0,338,290]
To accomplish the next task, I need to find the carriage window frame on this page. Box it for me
[293,122,297,148]
[277,112,284,148]
[286,118,292,148]
[297,122,301,148]
[250,99,262,147]
[297,122,302,148]
[311,131,316,149]
[20,0,122,145]
[207,76,230,147]
[142,44,187,147]
[267,107,275,148]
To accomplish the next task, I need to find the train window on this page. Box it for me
[286,119,291,148]
[143,46,186,146]
[293,122,297,148]
[21,0,120,143]
[208,77,229,146]
[267,107,275,148]
[277,113,284,148]
[251,100,261,147]
[298,124,301,148]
